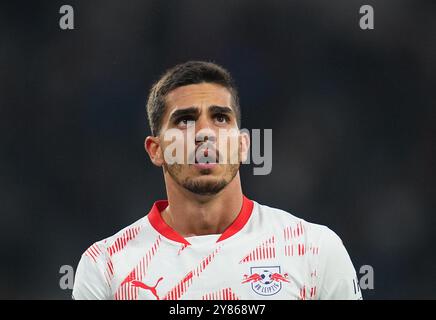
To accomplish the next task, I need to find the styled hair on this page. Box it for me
[146,61,241,136]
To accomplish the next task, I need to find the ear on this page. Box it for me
[145,136,164,167]
[239,131,250,163]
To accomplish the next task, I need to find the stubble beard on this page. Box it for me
[164,163,240,196]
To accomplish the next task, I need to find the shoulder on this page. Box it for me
[73,216,152,299]
[81,215,150,260]
[253,200,334,242]
[252,201,360,299]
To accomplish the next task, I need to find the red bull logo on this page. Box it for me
[242,266,289,296]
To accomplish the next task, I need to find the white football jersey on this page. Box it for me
[72,196,362,300]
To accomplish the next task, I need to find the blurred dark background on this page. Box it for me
[0,0,435,299]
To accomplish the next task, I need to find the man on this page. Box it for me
[72,61,362,300]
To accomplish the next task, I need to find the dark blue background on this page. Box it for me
[0,0,435,299]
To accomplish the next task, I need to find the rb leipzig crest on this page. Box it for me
[242,266,289,296]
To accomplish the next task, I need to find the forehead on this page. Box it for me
[164,82,233,112]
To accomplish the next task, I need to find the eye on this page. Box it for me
[176,117,195,128]
[214,113,230,124]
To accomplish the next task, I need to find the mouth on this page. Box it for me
[193,162,217,170]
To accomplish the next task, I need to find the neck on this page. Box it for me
[162,173,244,237]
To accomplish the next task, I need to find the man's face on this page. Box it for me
[156,82,245,196]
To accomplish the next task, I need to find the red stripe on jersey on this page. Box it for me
[239,236,276,263]
[108,226,142,257]
[162,246,222,300]
[283,221,305,246]
[84,244,102,263]
[202,288,240,300]
[115,235,162,300]
[310,286,317,298]
[300,285,306,300]
[177,243,189,255]
[286,244,296,256]
[104,259,114,285]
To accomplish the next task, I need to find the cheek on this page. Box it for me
[160,137,191,164]
[217,135,240,162]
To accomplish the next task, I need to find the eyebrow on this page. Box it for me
[209,105,234,115]
[168,105,235,124]
[168,107,200,123]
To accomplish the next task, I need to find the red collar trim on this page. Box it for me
[217,196,254,242]
[147,196,254,245]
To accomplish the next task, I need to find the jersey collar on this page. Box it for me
[147,195,254,245]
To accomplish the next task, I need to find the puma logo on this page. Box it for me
[131,277,163,300]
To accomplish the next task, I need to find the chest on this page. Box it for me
[110,238,318,300]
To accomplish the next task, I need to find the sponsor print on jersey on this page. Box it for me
[242,266,289,296]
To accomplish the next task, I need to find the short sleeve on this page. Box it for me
[317,227,362,300]
[72,245,110,300]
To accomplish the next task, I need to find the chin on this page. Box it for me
[182,174,229,196]
[192,174,223,183]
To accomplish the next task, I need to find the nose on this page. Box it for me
[195,130,216,145]
[195,116,216,144]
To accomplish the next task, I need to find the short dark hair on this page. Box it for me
[146,61,241,136]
